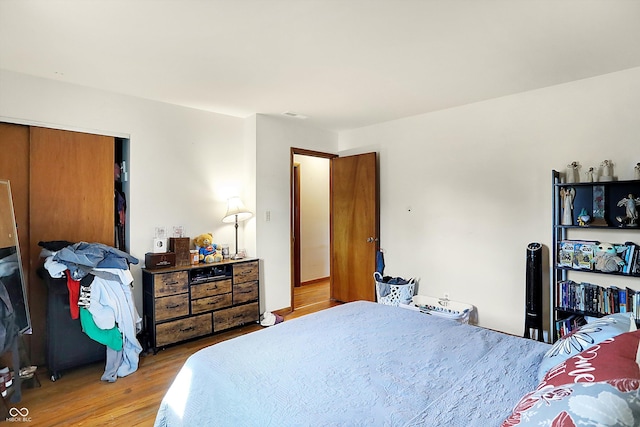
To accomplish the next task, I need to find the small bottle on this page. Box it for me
[190,250,199,265]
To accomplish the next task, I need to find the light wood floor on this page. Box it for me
[293,277,332,314]
[4,281,336,426]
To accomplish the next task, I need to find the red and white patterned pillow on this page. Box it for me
[538,329,640,389]
[502,329,640,426]
[537,312,637,381]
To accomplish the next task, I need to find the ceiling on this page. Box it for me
[1,0,640,132]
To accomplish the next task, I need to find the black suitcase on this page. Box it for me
[42,270,105,381]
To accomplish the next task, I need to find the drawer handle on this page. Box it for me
[233,314,245,319]
[166,304,180,309]
[165,281,179,286]
[181,326,195,332]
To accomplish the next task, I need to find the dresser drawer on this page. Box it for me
[191,293,232,314]
[155,293,189,321]
[155,313,212,347]
[191,279,231,299]
[233,261,258,284]
[233,281,258,305]
[153,271,189,297]
[214,302,259,331]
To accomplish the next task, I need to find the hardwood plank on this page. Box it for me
[9,282,339,426]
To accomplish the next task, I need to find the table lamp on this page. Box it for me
[222,197,253,259]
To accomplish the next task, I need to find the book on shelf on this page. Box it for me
[613,243,634,274]
[620,288,628,313]
[629,243,640,275]
[556,280,639,319]
[625,244,635,274]
[609,286,621,314]
[556,314,587,339]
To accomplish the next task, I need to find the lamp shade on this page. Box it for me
[222,197,253,223]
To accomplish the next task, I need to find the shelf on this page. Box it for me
[554,307,640,329]
[555,265,640,278]
[555,178,640,188]
[554,178,640,229]
[554,307,603,318]
[555,225,640,231]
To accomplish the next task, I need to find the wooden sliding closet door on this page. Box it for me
[0,123,30,275]
[29,127,114,364]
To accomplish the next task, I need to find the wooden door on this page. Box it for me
[331,152,378,302]
[29,127,114,364]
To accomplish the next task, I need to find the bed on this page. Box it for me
[154,301,640,427]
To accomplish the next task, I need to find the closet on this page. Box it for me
[0,122,121,365]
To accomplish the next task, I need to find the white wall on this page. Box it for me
[3,67,639,337]
[340,67,640,337]
[295,154,330,282]
[0,69,250,314]
[255,115,338,311]
[0,71,339,317]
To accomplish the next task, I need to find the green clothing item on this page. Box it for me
[79,307,123,351]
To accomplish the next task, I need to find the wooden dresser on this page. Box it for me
[142,258,259,352]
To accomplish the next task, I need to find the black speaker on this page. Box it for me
[524,242,544,341]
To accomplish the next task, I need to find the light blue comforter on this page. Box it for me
[155,301,549,426]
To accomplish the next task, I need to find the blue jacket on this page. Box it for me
[53,242,138,280]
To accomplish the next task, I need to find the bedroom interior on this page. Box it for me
[1,0,640,425]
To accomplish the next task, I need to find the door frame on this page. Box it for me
[292,161,301,289]
[290,147,337,310]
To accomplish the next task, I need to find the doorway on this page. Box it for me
[290,148,379,310]
[291,148,335,310]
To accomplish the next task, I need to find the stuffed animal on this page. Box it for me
[592,242,626,273]
[193,233,219,263]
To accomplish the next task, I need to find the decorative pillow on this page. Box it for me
[537,312,637,381]
[538,330,640,389]
[503,330,640,426]
[501,381,640,427]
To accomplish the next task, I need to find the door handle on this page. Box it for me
[366,237,378,243]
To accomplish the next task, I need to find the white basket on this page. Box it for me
[374,272,415,306]
[411,295,474,323]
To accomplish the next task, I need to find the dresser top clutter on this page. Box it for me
[143,257,257,274]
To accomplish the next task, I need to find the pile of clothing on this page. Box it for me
[41,241,142,382]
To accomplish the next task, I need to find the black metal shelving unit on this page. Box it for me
[551,170,640,341]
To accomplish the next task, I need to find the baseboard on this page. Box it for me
[273,307,292,317]
[301,276,329,286]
